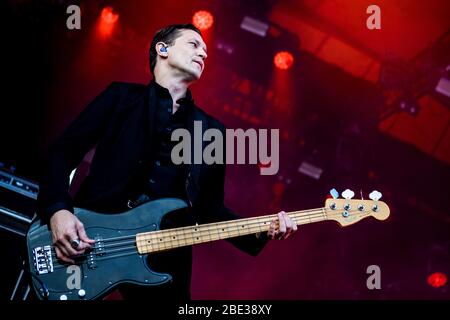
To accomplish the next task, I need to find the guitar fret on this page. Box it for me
[257,218,263,234]
[171,233,177,249]
[157,232,165,250]
[201,225,208,242]
[207,225,212,242]
[171,230,177,247]
[234,221,240,237]
[181,226,188,247]
[217,224,222,240]
[192,225,199,244]
[225,223,230,239]
[215,224,221,240]
[187,226,194,246]
[322,207,327,220]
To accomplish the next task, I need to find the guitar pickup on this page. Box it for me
[86,236,104,269]
[94,236,105,256]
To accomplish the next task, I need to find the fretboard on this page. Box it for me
[136,208,328,254]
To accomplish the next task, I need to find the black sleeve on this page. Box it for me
[198,124,269,257]
[36,82,120,223]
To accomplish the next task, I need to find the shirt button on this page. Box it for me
[155,160,161,166]
[149,179,155,184]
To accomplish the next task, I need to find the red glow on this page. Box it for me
[274,51,294,70]
[101,7,119,24]
[99,7,119,37]
[192,10,214,31]
[427,272,447,288]
[272,181,285,197]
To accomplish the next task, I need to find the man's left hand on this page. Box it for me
[267,211,297,240]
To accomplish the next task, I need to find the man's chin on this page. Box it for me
[187,70,202,81]
[175,65,202,82]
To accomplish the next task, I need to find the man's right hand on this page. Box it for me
[49,209,96,264]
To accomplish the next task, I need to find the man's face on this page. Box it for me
[165,29,208,81]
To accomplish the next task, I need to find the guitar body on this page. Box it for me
[26,198,188,300]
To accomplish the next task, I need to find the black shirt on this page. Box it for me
[127,80,193,207]
[122,81,196,299]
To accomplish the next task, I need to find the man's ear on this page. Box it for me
[156,42,169,57]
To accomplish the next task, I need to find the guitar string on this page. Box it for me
[49,212,372,272]
[46,207,330,257]
[50,205,367,250]
[134,211,372,255]
[50,209,369,272]
[49,211,373,273]
[44,208,372,264]
[47,206,333,260]
[47,208,369,261]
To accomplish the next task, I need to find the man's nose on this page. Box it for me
[198,50,207,60]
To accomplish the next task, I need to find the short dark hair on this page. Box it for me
[149,23,202,75]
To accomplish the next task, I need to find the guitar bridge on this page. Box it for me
[33,246,54,274]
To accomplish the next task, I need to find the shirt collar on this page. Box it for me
[151,79,194,106]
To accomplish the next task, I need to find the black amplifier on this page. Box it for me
[0,168,38,300]
[0,168,38,220]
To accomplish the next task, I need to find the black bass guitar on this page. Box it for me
[26,190,389,300]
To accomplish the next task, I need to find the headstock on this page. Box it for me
[325,189,390,227]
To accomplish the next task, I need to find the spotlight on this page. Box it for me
[101,7,119,24]
[98,6,119,37]
[274,51,294,70]
[192,10,214,31]
[427,272,447,288]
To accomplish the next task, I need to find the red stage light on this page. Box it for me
[427,272,447,288]
[192,10,214,31]
[101,7,119,24]
[274,51,294,70]
[98,7,119,37]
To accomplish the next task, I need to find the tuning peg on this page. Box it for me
[329,188,339,199]
[369,190,382,201]
[342,189,355,200]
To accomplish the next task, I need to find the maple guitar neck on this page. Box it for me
[135,207,327,254]
[136,196,390,255]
